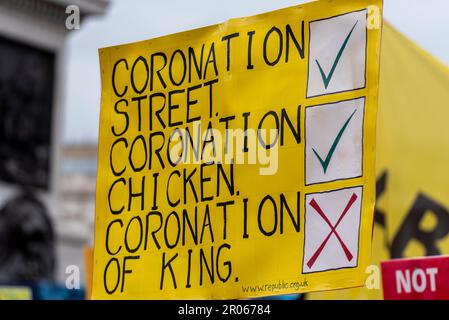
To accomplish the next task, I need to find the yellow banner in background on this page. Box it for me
[308,21,449,300]
[93,0,383,299]
[0,287,32,300]
[84,246,94,300]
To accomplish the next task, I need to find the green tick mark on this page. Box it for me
[312,109,357,174]
[315,20,359,89]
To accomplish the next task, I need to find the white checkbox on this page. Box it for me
[305,97,364,185]
[307,10,367,97]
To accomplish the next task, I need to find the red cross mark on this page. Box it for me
[307,193,358,269]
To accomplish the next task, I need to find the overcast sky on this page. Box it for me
[63,0,449,144]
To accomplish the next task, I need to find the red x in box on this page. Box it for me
[303,186,362,273]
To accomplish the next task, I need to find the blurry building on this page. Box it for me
[59,144,97,243]
[0,0,108,289]
[58,143,97,283]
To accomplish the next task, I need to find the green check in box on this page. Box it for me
[305,97,365,185]
[307,10,367,98]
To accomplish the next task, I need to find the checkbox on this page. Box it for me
[303,187,362,273]
[307,10,367,98]
[305,97,364,185]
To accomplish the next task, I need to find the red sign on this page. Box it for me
[381,255,449,300]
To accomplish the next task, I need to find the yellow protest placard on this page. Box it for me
[93,0,383,299]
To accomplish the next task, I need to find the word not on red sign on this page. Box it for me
[381,255,449,300]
